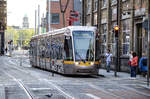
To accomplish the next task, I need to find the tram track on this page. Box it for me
[1,56,74,99]
[3,71,36,99]
[0,57,36,99]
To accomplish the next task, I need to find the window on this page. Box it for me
[73,31,94,61]
[87,0,91,14]
[94,0,98,11]
[102,0,107,8]
[112,0,117,5]
[122,20,130,55]
[51,13,60,24]
[101,24,107,54]
[111,22,117,55]
[64,37,73,61]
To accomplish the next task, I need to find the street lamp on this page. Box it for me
[114,25,119,77]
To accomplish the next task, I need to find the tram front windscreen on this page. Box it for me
[73,31,94,62]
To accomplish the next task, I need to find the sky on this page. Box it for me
[7,0,46,28]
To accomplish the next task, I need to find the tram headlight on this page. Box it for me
[75,62,79,65]
[90,62,94,65]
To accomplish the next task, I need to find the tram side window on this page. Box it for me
[64,37,73,61]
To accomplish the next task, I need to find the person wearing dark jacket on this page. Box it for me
[139,53,148,77]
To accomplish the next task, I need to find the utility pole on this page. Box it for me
[97,0,101,33]
[130,0,135,51]
[82,0,87,26]
[91,0,94,26]
[114,0,121,77]
[35,10,37,35]
[147,0,150,86]
[38,5,40,34]
[48,0,51,32]
[81,0,85,26]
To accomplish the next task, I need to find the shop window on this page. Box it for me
[122,20,130,55]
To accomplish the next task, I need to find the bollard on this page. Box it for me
[52,71,54,77]
[20,56,22,66]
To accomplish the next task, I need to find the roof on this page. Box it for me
[32,26,97,39]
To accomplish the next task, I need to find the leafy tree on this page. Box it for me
[6,26,34,48]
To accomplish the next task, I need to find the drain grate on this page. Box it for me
[5,85,29,99]
[27,84,66,99]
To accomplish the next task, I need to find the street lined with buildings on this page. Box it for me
[0,50,150,99]
[0,0,150,99]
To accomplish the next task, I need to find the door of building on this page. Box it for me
[136,23,143,59]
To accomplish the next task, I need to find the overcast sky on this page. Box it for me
[7,0,46,28]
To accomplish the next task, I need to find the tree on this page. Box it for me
[6,27,34,48]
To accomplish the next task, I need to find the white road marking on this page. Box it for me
[86,93,101,99]
[31,88,51,91]
[3,71,33,99]
[120,84,150,97]
[8,59,29,74]
[88,83,121,98]
[43,79,75,99]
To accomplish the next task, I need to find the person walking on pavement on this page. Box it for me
[139,53,148,77]
[5,47,8,54]
[105,49,112,72]
[130,52,138,79]
[128,51,133,66]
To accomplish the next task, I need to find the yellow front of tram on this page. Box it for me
[72,30,100,75]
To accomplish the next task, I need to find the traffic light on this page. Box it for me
[114,25,119,37]
[69,17,73,26]
[70,10,79,17]
[68,10,79,26]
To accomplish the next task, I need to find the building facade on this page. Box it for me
[0,0,7,55]
[22,15,29,29]
[82,0,150,72]
[46,0,81,31]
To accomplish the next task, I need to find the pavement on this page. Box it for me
[99,69,150,88]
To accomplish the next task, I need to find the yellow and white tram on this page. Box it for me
[29,26,101,75]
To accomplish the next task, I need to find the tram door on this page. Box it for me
[136,23,142,59]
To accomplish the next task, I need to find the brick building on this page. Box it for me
[0,0,7,55]
[46,0,81,31]
[82,0,150,72]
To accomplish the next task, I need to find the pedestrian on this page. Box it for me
[105,49,112,72]
[5,47,7,54]
[130,52,138,79]
[128,51,133,66]
[139,53,148,77]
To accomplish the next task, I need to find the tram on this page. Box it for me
[29,26,101,75]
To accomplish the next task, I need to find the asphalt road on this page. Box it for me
[0,50,150,99]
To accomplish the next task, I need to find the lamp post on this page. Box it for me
[38,5,40,35]
[114,25,119,77]
[147,0,150,86]
[35,10,37,35]
[48,0,51,32]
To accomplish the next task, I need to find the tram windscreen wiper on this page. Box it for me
[75,51,86,63]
